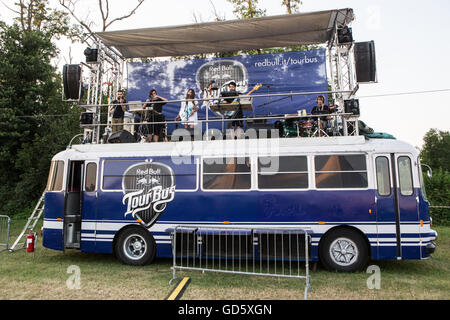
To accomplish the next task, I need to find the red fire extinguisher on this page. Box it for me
[26,231,35,253]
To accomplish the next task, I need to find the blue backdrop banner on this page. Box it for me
[127,49,328,132]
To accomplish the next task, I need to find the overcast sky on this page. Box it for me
[1,0,449,148]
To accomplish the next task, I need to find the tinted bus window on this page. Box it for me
[398,156,413,196]
[46,160,64,191]
[258,156,308,189]
[203,157,251,190]
[315,154,367,189]
[103,158,197,191]
[85,163,97,192]
[376,156,391,196]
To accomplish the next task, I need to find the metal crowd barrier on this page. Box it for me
[0,215,11,252]
[166,225,312,300]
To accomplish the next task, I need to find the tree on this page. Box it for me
[227,0,266,19]
[58,0,146,38]
[281,0,302,14]
[424,169,450,226]
[0,2,80,215]
[420,129,450,226]
[420,129,450,172]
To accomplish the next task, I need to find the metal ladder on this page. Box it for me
[9,193,45,251]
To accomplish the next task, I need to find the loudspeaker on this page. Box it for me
[344,99,360,116]
[354,41,377,83]
[107,130,136,143]
[79,112,94,125]
[338,26,353,43]
[63,64,82,100]
[84,48,98,63]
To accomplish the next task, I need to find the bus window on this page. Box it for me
[375,156,391,196]
[398,156,413,196]
[315,154,367,189]
[417,157,427,200]
[203,157,251,190]
[85,163,97,192]
[103,159,145,190]
[46,160,64,191]
[258,156,308,189]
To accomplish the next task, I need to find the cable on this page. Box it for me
[7,88,450,119]
[358,88,450,99]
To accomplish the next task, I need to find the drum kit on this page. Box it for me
[277,118,317,138]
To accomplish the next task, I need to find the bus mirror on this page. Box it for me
[421,164,432,178]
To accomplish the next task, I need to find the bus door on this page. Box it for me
[64,160,84,249]
[81,161,98,251]
[374,154,420,259]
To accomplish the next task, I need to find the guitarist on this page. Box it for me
[220,81,243,136]
[175,89,199,129]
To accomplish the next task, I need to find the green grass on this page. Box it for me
[1,218,449,300]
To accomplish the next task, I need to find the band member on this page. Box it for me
[311,95,330,131]
[109,90,127,133]
[144,89,168,142]
[175,89,199,129]
[220,81,243,137]
[201,80,217,108]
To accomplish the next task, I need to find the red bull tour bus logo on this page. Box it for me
[122,161,176,228]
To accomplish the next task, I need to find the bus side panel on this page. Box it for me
[417,190,434,259]
[94,191,130,253]
[43,192,64,251]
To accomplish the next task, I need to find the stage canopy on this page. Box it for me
[96,8,354,58]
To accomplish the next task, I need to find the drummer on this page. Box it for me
[311,95,331,129]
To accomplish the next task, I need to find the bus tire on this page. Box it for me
[115,227,156,266]
[319,228,368,272]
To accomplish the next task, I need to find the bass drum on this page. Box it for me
[300,120,315,137]
[274,119,298,137]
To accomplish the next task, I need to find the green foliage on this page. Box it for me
[424,169,450,226]
[420,129,450,172]
[0,21,80,215]
[420,129,450,226]
[281,0,302,14]
[227,0,266,19]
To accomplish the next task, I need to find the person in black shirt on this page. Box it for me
[220,81,243,137]
[311,95,330,131]
[144,89,168,142]
[109,90,127,133]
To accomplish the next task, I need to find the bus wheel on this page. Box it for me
[319,228,368,272]
[115,227,156,266]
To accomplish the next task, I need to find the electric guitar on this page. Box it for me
[182,101,197,122]
[224,83,262,117]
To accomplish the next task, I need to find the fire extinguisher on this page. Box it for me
[26,231,35,253]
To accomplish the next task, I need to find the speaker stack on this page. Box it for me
[354,41,377,83]
[337,26,353,44]
[84,48,98,63]
[107,130,136,144]
[79,112,94,125]
[63,64,82,100]
[344,99,360,116]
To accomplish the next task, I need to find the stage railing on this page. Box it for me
[77,90,360,143]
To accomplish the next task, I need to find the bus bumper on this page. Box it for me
[425,242,436,255]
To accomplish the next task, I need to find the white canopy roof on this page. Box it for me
[96,8,354,58]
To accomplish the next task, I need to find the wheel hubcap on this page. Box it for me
[124,235,147,260]
[329,237,358,266]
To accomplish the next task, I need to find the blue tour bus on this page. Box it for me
[42,135,437,272]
